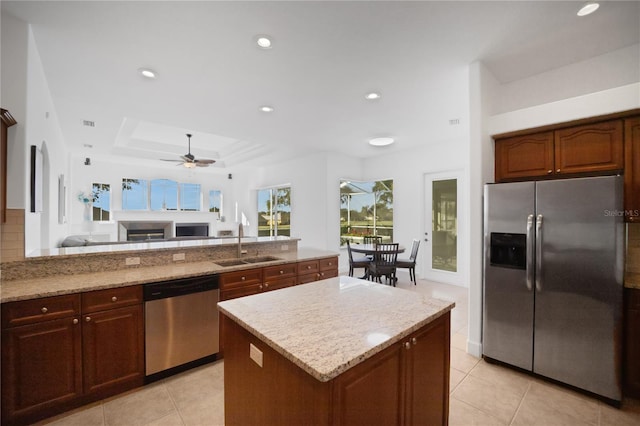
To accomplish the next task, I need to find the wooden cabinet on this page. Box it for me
[297,257,338,284]
[625,117,640,223]
[223,311,450,425]
[495,119,624,182]
[625,288,640,397]
[1,295,82,426]
[263,263,297,292]
[318,257,339,280]
[1,287,143,425]
[332,312,450,425]
[220,268,264,301]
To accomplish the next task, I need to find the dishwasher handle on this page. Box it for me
[144,275,219,301]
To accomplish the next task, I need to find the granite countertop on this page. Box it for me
[217,276,455,382]
[0,248,337,303]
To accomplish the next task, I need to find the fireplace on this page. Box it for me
[175,222,209,237]
[118,221,173,242]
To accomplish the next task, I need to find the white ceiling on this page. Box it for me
[3,1,639,170]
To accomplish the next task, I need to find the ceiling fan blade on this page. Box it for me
[160,159,182,162]
[194,159,215,164]
[195,162,210,167]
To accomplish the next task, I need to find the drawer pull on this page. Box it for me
[280,270,284,274]
[41,307,48,314]
[405,342,411,350]
[411,337,418,345]
[73,319,79,325]
[111,296,118,302]
[85,316,91,322]
[264,283,269,288]
[307,265,311,270]
[241,276,246,281]
[328,262,333,266]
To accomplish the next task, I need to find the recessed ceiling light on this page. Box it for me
[369,137,395,147]
[259,106,274,113]
[365,92,381,100]
[255,35,273,49]
[577,2,599,16]
[138,68,157,79]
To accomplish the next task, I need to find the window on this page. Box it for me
[122,178,147,211]
[258,186,291,237]
[209,190,223,218]
[91,183,110,221]
[179,183,201,211]
[150,179,178,211]
[340,179,393,246]
[432,179,457,272]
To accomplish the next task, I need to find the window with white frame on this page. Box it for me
[257,186,291,237]
[91,183,110,221]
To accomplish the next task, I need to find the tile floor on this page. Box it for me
[35,272,640,426]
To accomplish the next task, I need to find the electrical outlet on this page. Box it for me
[173,253,186,261]
[125,257,140,266]
[249,343,263,367]
[281,244,289,251]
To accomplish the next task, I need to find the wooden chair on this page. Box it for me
[367,243,399,286]
[363,235,382,245]
[347,240,371,277]
[396,239,420,285]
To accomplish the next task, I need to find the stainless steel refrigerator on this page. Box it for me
[483,175,625,402]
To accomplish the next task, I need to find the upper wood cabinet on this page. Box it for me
[495,132,554,180]
[495,119,624,182]
[625,117,640,223]
[554,120,623,175]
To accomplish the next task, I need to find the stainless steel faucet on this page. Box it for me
[237,223,244,258]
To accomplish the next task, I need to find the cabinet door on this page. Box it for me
[405,313,450,426]
[1,317,82,423]
[625,289,640,396]
[625,117,640,223]
[82,305,144,397]
[495,132,554,181]
[554,120,623,175]
[332,341,405,426]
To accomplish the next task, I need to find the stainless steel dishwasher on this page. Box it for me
[144,275,219,380]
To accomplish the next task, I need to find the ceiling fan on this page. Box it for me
[161,133,215,168]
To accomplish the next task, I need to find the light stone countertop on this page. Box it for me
[0,248,337,303]
[217,275,455,382]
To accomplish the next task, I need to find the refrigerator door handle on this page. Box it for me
[535,214,543,292]
[526,214,534,291]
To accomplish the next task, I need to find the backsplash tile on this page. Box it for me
[1,209,25,262]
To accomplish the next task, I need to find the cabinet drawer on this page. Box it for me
[318,269,339,280]
[82,286,142,314]
[263,276,297,292]
[298,272,320,285]
[627,288,640,310]
[221,285,261,301]
[1,294,81,329]
[319,257,338,272]
[220,269,263,291]
[297,260,319,275]
[263,264,297,281]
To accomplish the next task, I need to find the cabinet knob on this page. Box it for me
[547,170,552,174]
[85,316,91,322]
[307,265,311,270]
[264,283,269,288]
[556,169,561,173]
[280,270,284,274]
[411,337,418,346]
[404,342,411,350]
[259,284,263,290]
[241,276,246,281]
[111,296,118,302]
[73,318,79,325]
[328,262,333,266]
[41,307,48,314]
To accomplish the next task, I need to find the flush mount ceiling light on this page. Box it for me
[369,137,395,147]
[577,2,599,16]
[259,105,274,113]
[138,68,157,79]
[365,92,381,100]
[255,35,273,49]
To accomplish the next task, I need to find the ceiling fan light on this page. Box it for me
[577,2,599,16]
[183,162,196,169]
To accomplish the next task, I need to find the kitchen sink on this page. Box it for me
[213,256,281,267]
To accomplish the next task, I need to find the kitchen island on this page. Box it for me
[218,276,454,425]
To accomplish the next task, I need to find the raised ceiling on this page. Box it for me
[2,1,639,170]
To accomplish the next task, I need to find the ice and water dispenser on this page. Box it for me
[489,233,526,270]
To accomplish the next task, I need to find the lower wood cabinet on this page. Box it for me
[625,288,640,397]
[223,311,450,425]
[1,287,144,425]
[298,257,339,284]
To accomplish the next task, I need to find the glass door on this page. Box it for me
[423,170,465,285]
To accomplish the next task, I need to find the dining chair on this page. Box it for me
[367,243,399,286]
[347,240,371,277]
[363,235,382,245]
[396,239,420,285]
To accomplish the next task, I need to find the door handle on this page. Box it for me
[535,214,543,292]
[526,214,534,291]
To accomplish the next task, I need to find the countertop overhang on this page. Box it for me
[218,275,455,382]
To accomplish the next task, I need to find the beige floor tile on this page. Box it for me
[103,383,177,426]
[452,374,524,424]
[469,360,531,396]
[449,396,507,426]
[165,363,225,409]
[450,347,480,373]
[145,411,185,426]
[511,380,599,425]
[599,399,640,426]
[450,367,467,393]
[177,391,225,426]
[40,404,105,426]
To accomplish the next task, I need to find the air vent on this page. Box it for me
[449,119,460,125]
[82,120,95,127]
